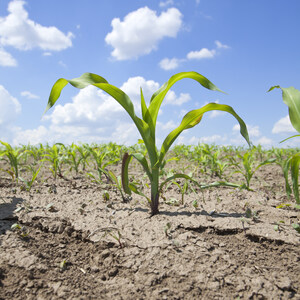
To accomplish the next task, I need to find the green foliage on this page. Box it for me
[231,148,276,190]
[269,86,300,204]
[45,71,250,215]
[0,140,25,181]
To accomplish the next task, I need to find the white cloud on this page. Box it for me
[159,57,182,70]
[160,40,229,70]
[0,85,21,126]
[164,91,191,106]
[12,125,49,145]
[189,134,227,144]
[20,90,39,99]
[0,0,73,64]
[256,136,273,146]
[42,52,52,56]
[120,76,159,107]
[0,47,17,66]
[233,124,261,138]
[215,40,230,49]
[160,120,177,131]
[272,115,297,134]
[159,0,174,7]
[105,6,182,60]
[187,48,216,60]
[58,60,67,68]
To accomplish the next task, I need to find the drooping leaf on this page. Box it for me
[159,103,250,164]
[148,71,225,133]
[45,72,157,163]
[268,86,300,133]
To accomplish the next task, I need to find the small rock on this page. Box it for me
[51,281,62,294]
[91,266,100,273]
[101,249,110,259]
[57,223,65,234]
[276,277,292,291]
[100,274,107,281]
[108,268,118,277]
[65,226,73,236]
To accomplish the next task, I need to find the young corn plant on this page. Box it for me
[231,148,275,191]
[0,140,25,182]
[269,85,300,205]
[45,71,250,216]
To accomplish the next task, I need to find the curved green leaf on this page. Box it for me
[279,134,300,143]
[159,103,250,164]
[121,152,152,196]
[148,71,225,133]
[160,173,202,191]
[269,86,300,133]
[45,72,157,162]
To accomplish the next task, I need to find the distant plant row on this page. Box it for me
[0,141,299,207]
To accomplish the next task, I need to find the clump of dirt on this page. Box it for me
[0,163,299,299]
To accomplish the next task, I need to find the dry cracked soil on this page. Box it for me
[0,162,299,299]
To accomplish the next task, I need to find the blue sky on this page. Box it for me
[0,0,300,147]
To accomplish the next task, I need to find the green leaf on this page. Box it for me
[148,71,225,135]
[121,153,132,195]
[268,86,300,133]
[292,223,300,233]
[45,72,157,163]
[121,152,152,196]
[279,134,300,143]
[160,173,202,191]
[159,103,250,164]
[290,153,300,204]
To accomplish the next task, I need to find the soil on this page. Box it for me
[0,161,299,299]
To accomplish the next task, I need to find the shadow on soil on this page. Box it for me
[0,196,24,238]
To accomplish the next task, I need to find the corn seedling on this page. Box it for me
[269,86,300,204]
[231,149,276,190]
[42,144,67,180]
[0,140,25,182]
[11,223,29,239]
[45,71,250,216]
[66,143,83,175]
[19,163,43,192]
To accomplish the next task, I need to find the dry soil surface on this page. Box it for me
[0,163,299,299]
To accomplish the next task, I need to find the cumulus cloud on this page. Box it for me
[189,134,226,144]
[20,90,39,99]
[0,0,74,66]
[0,85,21,126]
[159,40,229,70]
[164,91,191,106]
[256,136,273,146]
[187,48,216,60]
[105,6,182,60]
[233,123,261,138]
[159,0,174,7]
[159,57,183,70]
[0,47,17,66]
[272,115,297,134]
[215,40,230,49]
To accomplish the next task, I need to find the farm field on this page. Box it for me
[0,143,299,299]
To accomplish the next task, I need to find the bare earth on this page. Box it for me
[0,162,299,299]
